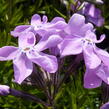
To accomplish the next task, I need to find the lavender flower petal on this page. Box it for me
[0,46,18,61]
[65,13,94,37]
[35,34,62,52]
[84,68,102,88]
[94,34,105,43]
[11,25,31,37]
[42,15,48,23]
[31,14,42,26]
[94,47,109,67]
[51,17,65,23]
[27,51,58,73]
[13,53,33,84]
[60,38,83,57]
[83,44,101,69]
[87,15,104,27]
[18,32,36,48]
[96,64,109,85]
[83,3,104,27]
[50,21,67,30]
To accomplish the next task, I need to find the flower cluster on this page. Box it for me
[0,14,67,84]
[0,13,108,89]
[0,1,108,108]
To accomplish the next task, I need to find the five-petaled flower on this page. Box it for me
[0,12,108,89]
[0,32,62,84]
[60,13,109,88]
[11,14,67,37]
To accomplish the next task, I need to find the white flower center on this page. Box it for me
[20,47,33,53]
[37,25,42,28]
[34,24,43,31]
[85,39,92,42]
[82,38,94,45]
[23,47,30,51]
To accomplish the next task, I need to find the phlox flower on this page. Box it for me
[0,32,62,84]
[82,3,104,27]
[0,85,10,95]
[11,14,67,37]
[71,0,104,27]
[60,13,109,88]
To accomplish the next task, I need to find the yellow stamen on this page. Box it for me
[24,47,30,51]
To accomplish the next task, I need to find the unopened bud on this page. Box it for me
[0,85,10,96]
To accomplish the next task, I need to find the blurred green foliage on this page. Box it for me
[0,0,109,109]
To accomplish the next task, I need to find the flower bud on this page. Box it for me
[0,85,10,96]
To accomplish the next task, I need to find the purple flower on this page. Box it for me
[0,32,62,84]
[100,102,109,109]
[82,3,104,27]
[60,14,109,88]
[11,14,67,37]
[60,13,93,56]
[0,85,10,95]
[71,1,104,27]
